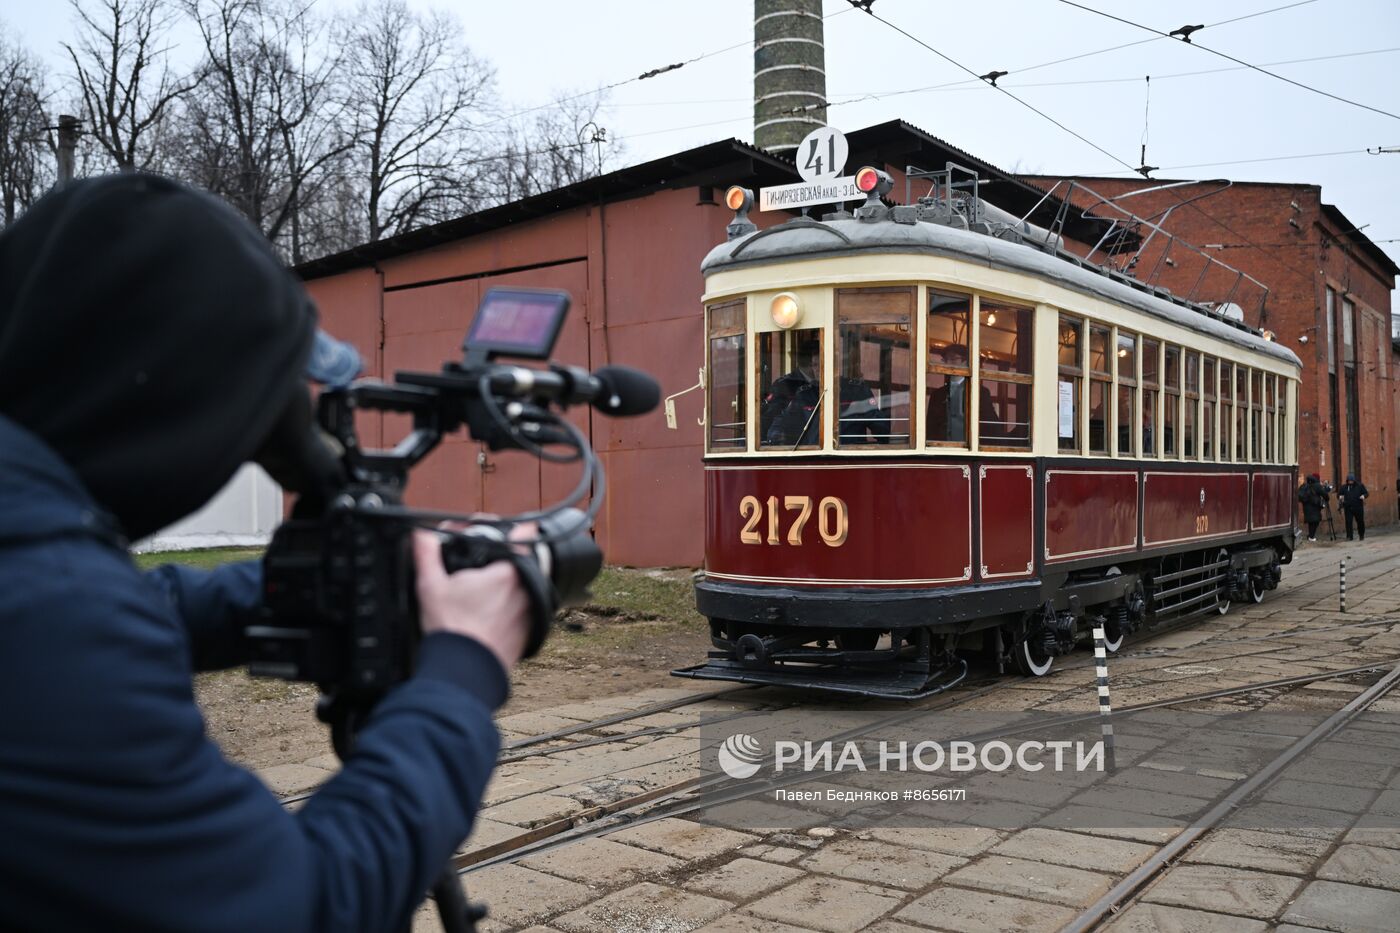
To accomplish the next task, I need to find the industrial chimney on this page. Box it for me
[754,0,827,156]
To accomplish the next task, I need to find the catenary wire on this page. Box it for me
[843,1,1137,171]
[822,0,1332,108]
[474,6,856,132]
[1056,0,1400,121]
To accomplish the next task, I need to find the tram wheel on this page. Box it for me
[1249,572,1267,604]
[1101,567,1126,652]
[1013,635,1054,677]
[1216,548,1233,615]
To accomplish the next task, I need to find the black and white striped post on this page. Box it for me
[1092,621,1117,772]
[1340,557,1347,613]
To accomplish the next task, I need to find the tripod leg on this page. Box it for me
[432,869,484,933]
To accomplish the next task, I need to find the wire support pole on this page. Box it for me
[1091,621,1117,772]
[1341,557,1348,613]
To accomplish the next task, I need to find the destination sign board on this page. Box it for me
[759,176,862,212]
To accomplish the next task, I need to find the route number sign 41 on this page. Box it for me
[796,126,849,183]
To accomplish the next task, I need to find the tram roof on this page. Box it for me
[702,216,1301,369]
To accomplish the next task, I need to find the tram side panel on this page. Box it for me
[1044,469,1140,566]
[703,463,973,588]
[1142,471,1250,549]
[1251,471,1296,533]
[977,464,1036,580]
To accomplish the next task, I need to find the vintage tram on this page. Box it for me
[675,168,1302,699]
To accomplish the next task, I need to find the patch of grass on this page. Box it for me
[131,547,264,571]
[585,567,702,625]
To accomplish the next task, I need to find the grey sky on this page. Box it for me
[7,0,1400,284]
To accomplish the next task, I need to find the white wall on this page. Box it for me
[132,464,282,553]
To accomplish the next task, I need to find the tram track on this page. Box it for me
[1058,657,1400,932]
[280,548,1400,810]
[450,657,1400,878]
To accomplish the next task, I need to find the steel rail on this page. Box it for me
[1058,658,1400,933]
[454,657,1400,876]
[284,548,1400,809]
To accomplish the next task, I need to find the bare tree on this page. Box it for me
[0,30,51,225]
[264,4,352,262]
[342,0,493,241]
[64,0,197,172]
[492,90,619,203]
[178,0,351,260]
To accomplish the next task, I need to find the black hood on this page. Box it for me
[0,174,315,541]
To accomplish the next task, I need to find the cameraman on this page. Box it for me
[1296,473,1329,542]
[0,175,527,931]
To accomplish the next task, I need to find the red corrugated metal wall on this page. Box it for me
[303,187,732,567]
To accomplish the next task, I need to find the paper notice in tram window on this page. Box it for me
[1058,381,1075,438]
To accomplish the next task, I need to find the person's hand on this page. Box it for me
[412,530,530,673]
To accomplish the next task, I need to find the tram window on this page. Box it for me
[1058,315,1083,453]
[707,300,746,451]
[1236,367,1248,461]
[1260,367,1271,462]
[1278,379,1289,462]
[836,287,913,448]
[1141,339,1159,457]
[1183,351,1198,459]
[1218,362,1233,461]
[1203,358,1216,460]
[1116,332,1137,456]
[757,328,824,450]
[1264,373,1275,463]
[926,289,972,445]
[979,301,1032,448]
[1164,345,1180,458]
[1089,325,1110,454]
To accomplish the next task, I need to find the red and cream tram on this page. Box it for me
[675,170,1302,698]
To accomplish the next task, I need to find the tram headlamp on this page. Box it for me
[770,292,802,329]
[724,186,757,240]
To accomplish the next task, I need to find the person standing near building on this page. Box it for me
[1339,473,1369,541]
[1297,473,1327,542]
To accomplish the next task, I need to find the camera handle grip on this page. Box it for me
[439,535,556,658]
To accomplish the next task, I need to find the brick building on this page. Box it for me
[1022,176,1398,526]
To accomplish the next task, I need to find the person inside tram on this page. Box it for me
[927,344,1002,443]
[761,332,823,446]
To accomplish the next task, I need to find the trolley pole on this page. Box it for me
[1092,621,1117,772]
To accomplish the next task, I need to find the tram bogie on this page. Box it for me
[676,170,1302,699]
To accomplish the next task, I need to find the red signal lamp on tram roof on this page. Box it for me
[855,166,893,197]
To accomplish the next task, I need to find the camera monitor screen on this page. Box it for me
[464,288,570,359]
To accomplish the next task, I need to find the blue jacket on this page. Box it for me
[0,415,508,932]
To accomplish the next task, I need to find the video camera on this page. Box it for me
[245,287,659,739]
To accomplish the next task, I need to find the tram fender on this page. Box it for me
[695,578,1045,630]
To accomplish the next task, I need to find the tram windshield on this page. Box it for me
[757,328,823,449]
[836,287,913,448]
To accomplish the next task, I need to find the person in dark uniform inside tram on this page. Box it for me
[926,343,1002,443]
[1339,472,1369,541]
[1297,472,1328,542]
[761,331,823,446]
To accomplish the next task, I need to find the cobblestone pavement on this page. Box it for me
[267,531,1400,933]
